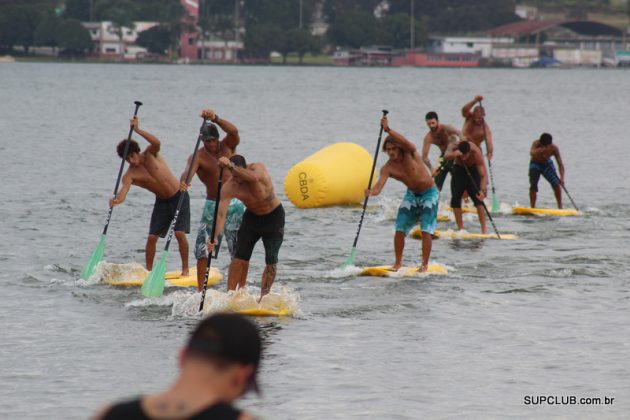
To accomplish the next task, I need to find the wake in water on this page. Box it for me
[126,286,302,319]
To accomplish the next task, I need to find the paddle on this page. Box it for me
[80,100,143,280]
[462,164,502,239]
[342,109,389,268]
[561,184,579,212]
[479,100,500,213]
[199,167,225,312]
[141,118,207,298]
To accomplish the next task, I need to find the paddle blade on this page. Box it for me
[491,194,500,213]
[342,247,357,268]
[80,235,106,280]
[141,252,168,297]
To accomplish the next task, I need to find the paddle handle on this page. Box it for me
[351,109,389,248]
[102,100,142,235]
[199,166,225,311]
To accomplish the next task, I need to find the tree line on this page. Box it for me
[11,0,616,61]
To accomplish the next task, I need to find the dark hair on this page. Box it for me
[201,122,220,140]
[382,136,402,153]
[117,139,140,158]
[539,133,552,146]
[186,313,261,394]
[425,111,439,121]
[458,141,471,154]
[230,154,247,168]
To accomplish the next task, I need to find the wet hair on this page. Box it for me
[425,111,439,121]
[382,137,403,155]
[230,154,247,168]
[539,133,552,146]
[458,141,471,154]
[117,139,140,158]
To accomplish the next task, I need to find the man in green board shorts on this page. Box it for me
[180,109,245,291]
[366,115,439,272]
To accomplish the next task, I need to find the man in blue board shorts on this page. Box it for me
[529,133,565,208]
[366,115,439,272]
[180,109,245,291]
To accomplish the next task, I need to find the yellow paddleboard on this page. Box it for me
[409,228,518,240]
[437,214,450,222]
[446,206,478,214]
[105,267,222,288]
[226,292,293,317]
[512,207,579,217]
[360,265,448,277]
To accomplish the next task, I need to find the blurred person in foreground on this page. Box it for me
[93,313,261,420]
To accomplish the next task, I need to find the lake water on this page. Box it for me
[1,62,629,419]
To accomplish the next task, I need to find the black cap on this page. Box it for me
[187,313,261,393]
[201,121,220,141]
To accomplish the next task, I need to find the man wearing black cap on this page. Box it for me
[110,115,190,276]
[180,109,245,291]
[94,313,260,420]
[208,155,284,301]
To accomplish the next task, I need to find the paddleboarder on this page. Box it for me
[207,155,284,301]
[529,133,565,209]
[94,313,260,420]
[461,95,494,160]
[180,109,245,291]
[444,139,488,233]
[366,115,439,272]
[422,111,461,191]
[110,116,190,276]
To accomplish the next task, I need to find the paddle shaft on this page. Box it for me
[199,166,225,311]
[350,109,389,249]
[461,164,501,239]
[160,118,207,253]
[479,100,497,199]
[561,184,579,211]
[102,101,143,235]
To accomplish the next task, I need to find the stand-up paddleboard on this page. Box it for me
[226,292,292,317]
[446,206,478,214]
[409,228,518,240]
[512,207,579,217]
[437,214,450,222]
[103,265,222,288]
[360,265,447,277]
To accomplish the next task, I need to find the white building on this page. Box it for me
[428,36,514,58]
[83,21,158,59]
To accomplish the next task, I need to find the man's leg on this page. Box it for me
[174,231,189,276]
[261,264,277,298]
[228,258,250,291]
[553,185,563,209]
[476,205,487,234]
[393,231,405,270]
[419,232,432,271]
[529,190,537,208]
[196,258,207,292]
[145,234,159,271]
[453,208,464,230]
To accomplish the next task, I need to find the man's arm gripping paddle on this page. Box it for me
[462,164,502,239]
[342,109,388,268]
[479,100,500,213]
[199,167,224,312]
[80,100,142,280]
[141,119,207,297]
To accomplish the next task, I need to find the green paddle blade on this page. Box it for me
[342,247,357,268]
[141,251,168,298]
[80,235,106,280]
[491,194,500,213]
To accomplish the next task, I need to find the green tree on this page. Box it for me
[0,5,43,53]
[381,12,426,49]
[97,0,136,59]
[136,24,171,54]
[64,0,91,21]
[34,14,62,52]
[57,18,92,56]
[287,28,320,64]
[327,10,384,48]
[244,23,285,59]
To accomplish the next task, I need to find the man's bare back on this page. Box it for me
[127,151,179,199]
[222,162,280,215]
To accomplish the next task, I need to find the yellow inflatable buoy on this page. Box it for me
[284,142,374,208]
